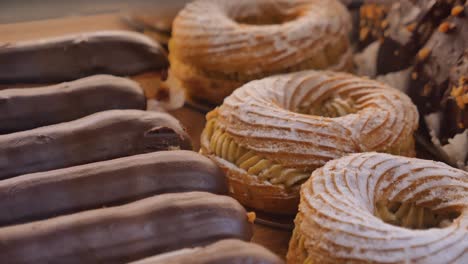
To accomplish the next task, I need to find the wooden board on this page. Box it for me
[0,12,291,259]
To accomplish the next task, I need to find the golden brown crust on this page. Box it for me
[170,0,353,105]
[287,153,468,264]
[201,71,419,214]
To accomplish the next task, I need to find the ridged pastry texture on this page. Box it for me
[169,0,353,105]
[200,70,419,214]
[287,153,468,264]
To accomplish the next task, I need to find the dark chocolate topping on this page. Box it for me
[377,0,456,74]
[407,3,467,142]
[0,110,192,179]
[0,192,252,263]
[131,239,283,264]
[0,150,226,226]
[440,50,468,141]
[0,75,146,134]
[0,31,168,84]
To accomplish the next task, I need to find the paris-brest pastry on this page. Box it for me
[201,70,419,214]
[169,0,354,105]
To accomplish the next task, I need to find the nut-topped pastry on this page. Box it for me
[201,70,419,214]
[169,0,353,105]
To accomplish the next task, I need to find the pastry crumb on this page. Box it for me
[247,212,256,223]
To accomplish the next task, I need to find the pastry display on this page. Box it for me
[0,192,252,263]
[131,239,284,264]
[1,1,467,262]
[169,0,353,105]
[0,31,173,102]
[0,110,191,180]
[201,70,419,214]
[287,152,468,264]
[0,150,226,226]
[0,75,146,134]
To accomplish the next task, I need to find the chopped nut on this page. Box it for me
[455,96,465,109]
[360,27,370,41]
[451,5,464,16]
[422,84,432,96]
[439,22,450,33]
[417,48,431,60]
[439,22,457,33]
[381,20,389,29]
[459,76,467,86]
[411,72,418,80]
[406,23,416,32]
[451,86,463,97]
[458,122,464,129]
[247,211,256,223]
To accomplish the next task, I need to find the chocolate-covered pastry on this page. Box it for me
[0,31,167,84]
[0,151,226,226]
[408,6,468,141]
[0,110,191,180]
[130,239,283,264]
[0,192,252,264]
[376,0,456,74]
[441,50,467,141]
[0,75,146,134]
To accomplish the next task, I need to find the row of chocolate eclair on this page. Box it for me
[0,31,282,263]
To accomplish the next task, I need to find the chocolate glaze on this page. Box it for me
[0,75,146,134]
[0,150,226,226]
[0,31,168,84]
[441,50,468,142]
[376,0,455,74]
[130,239,283,264]
[0,110,191,180]
[408,9,468,127]
[0,192,252,264]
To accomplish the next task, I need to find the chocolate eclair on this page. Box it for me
[0,31,171,101]
[130,239,283,264]
[0,192,252,263]
[0,75,146,134]
[0,150,226,226]
[0,110,191,180]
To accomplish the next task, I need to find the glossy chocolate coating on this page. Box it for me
[376,0,454,74]
[408,11,468,117]
[130,239,283,264]
[0,110,192,180]
[0,150,226,226]
[0,192,252,264]
[0,75,146,134]
[0,31,168,84]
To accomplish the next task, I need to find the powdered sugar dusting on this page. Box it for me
[213,71,418,170]
[293,153,468,263]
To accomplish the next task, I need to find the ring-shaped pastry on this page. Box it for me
[201,71,419,214]
[288,152,468,263]
[169,0,353,105]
